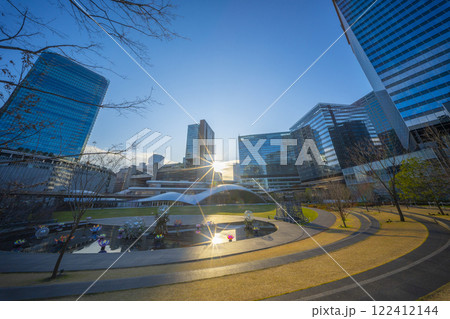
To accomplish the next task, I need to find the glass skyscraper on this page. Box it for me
[238,131,301,190]
[289,102,379,181]
[0,51,109,159]
[352,91,405,154]
[184,119,215,181]
[184,119,215,167]
[333,0,449,134]
[239,93,402,190]
[185,124,199,166]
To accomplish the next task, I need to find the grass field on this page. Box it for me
[53,204,318,223]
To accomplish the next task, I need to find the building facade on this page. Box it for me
[342,148,439,198]
[0,51,109,159]
[352,91,405,154]
[238,99,392,191]
[238,131,301,191]
[289,102,379,181]
[184,119,215,166]
[0,149,115,194]
[333,0,449,138]
[184,119,215,181]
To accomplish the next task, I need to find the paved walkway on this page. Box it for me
[266,212,450,301]
[0,210,379,300]
[0,211,335,272]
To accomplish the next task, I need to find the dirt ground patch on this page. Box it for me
[418,282,450,301]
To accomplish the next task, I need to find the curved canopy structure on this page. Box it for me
[135,184,265,205]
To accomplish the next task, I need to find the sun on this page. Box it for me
[211,233,222,245]
[211,161,226,173]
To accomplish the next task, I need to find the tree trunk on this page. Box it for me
[391,181,405,222]
[339,210,347,228]
[436,202,445,215]
[50,219,79,279]
[393,198,405,222]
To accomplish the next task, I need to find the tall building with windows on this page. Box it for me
[238,131,301,191]
[184,119,215,167]
[238,100,388,190]
[289,102,379,181]
[352,91,405,154]
[0,149,115,193]
[333,0,449,145]
[328,120,373,169]
[184,119,215,181]
[0,51,109,159]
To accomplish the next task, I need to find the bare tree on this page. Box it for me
[351,141,406,222]
[353,183,375,212]
[0,84,53,150]
[326,183,352,228]
[1,0,178,112]
[0,0,176,165]
[51,146,124,279]
[63,0,178,58]
[420,126,450,177]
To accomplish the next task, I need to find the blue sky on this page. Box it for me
[4,0,373,164]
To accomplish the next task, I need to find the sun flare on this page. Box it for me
[211,161,226,173]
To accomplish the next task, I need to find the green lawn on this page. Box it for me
[302,207,319,222]
[53,207,159,222]
[53,204,319,223]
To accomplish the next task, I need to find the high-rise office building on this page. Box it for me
[184,119,215,167]
[184,119,215,181]
[0,51,109,159]
[352,91,405,154]
[333,0,449,145]
[290,102,379,181]
[329,120,373,169]
[239,102,383,190]
[239,131,301,190]
[239,92,407,190]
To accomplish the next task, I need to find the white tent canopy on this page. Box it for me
[134,184,262,205]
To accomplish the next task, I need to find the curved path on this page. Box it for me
[0,210,380,300]
[266,213,450,301]
[0,211,335,272]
